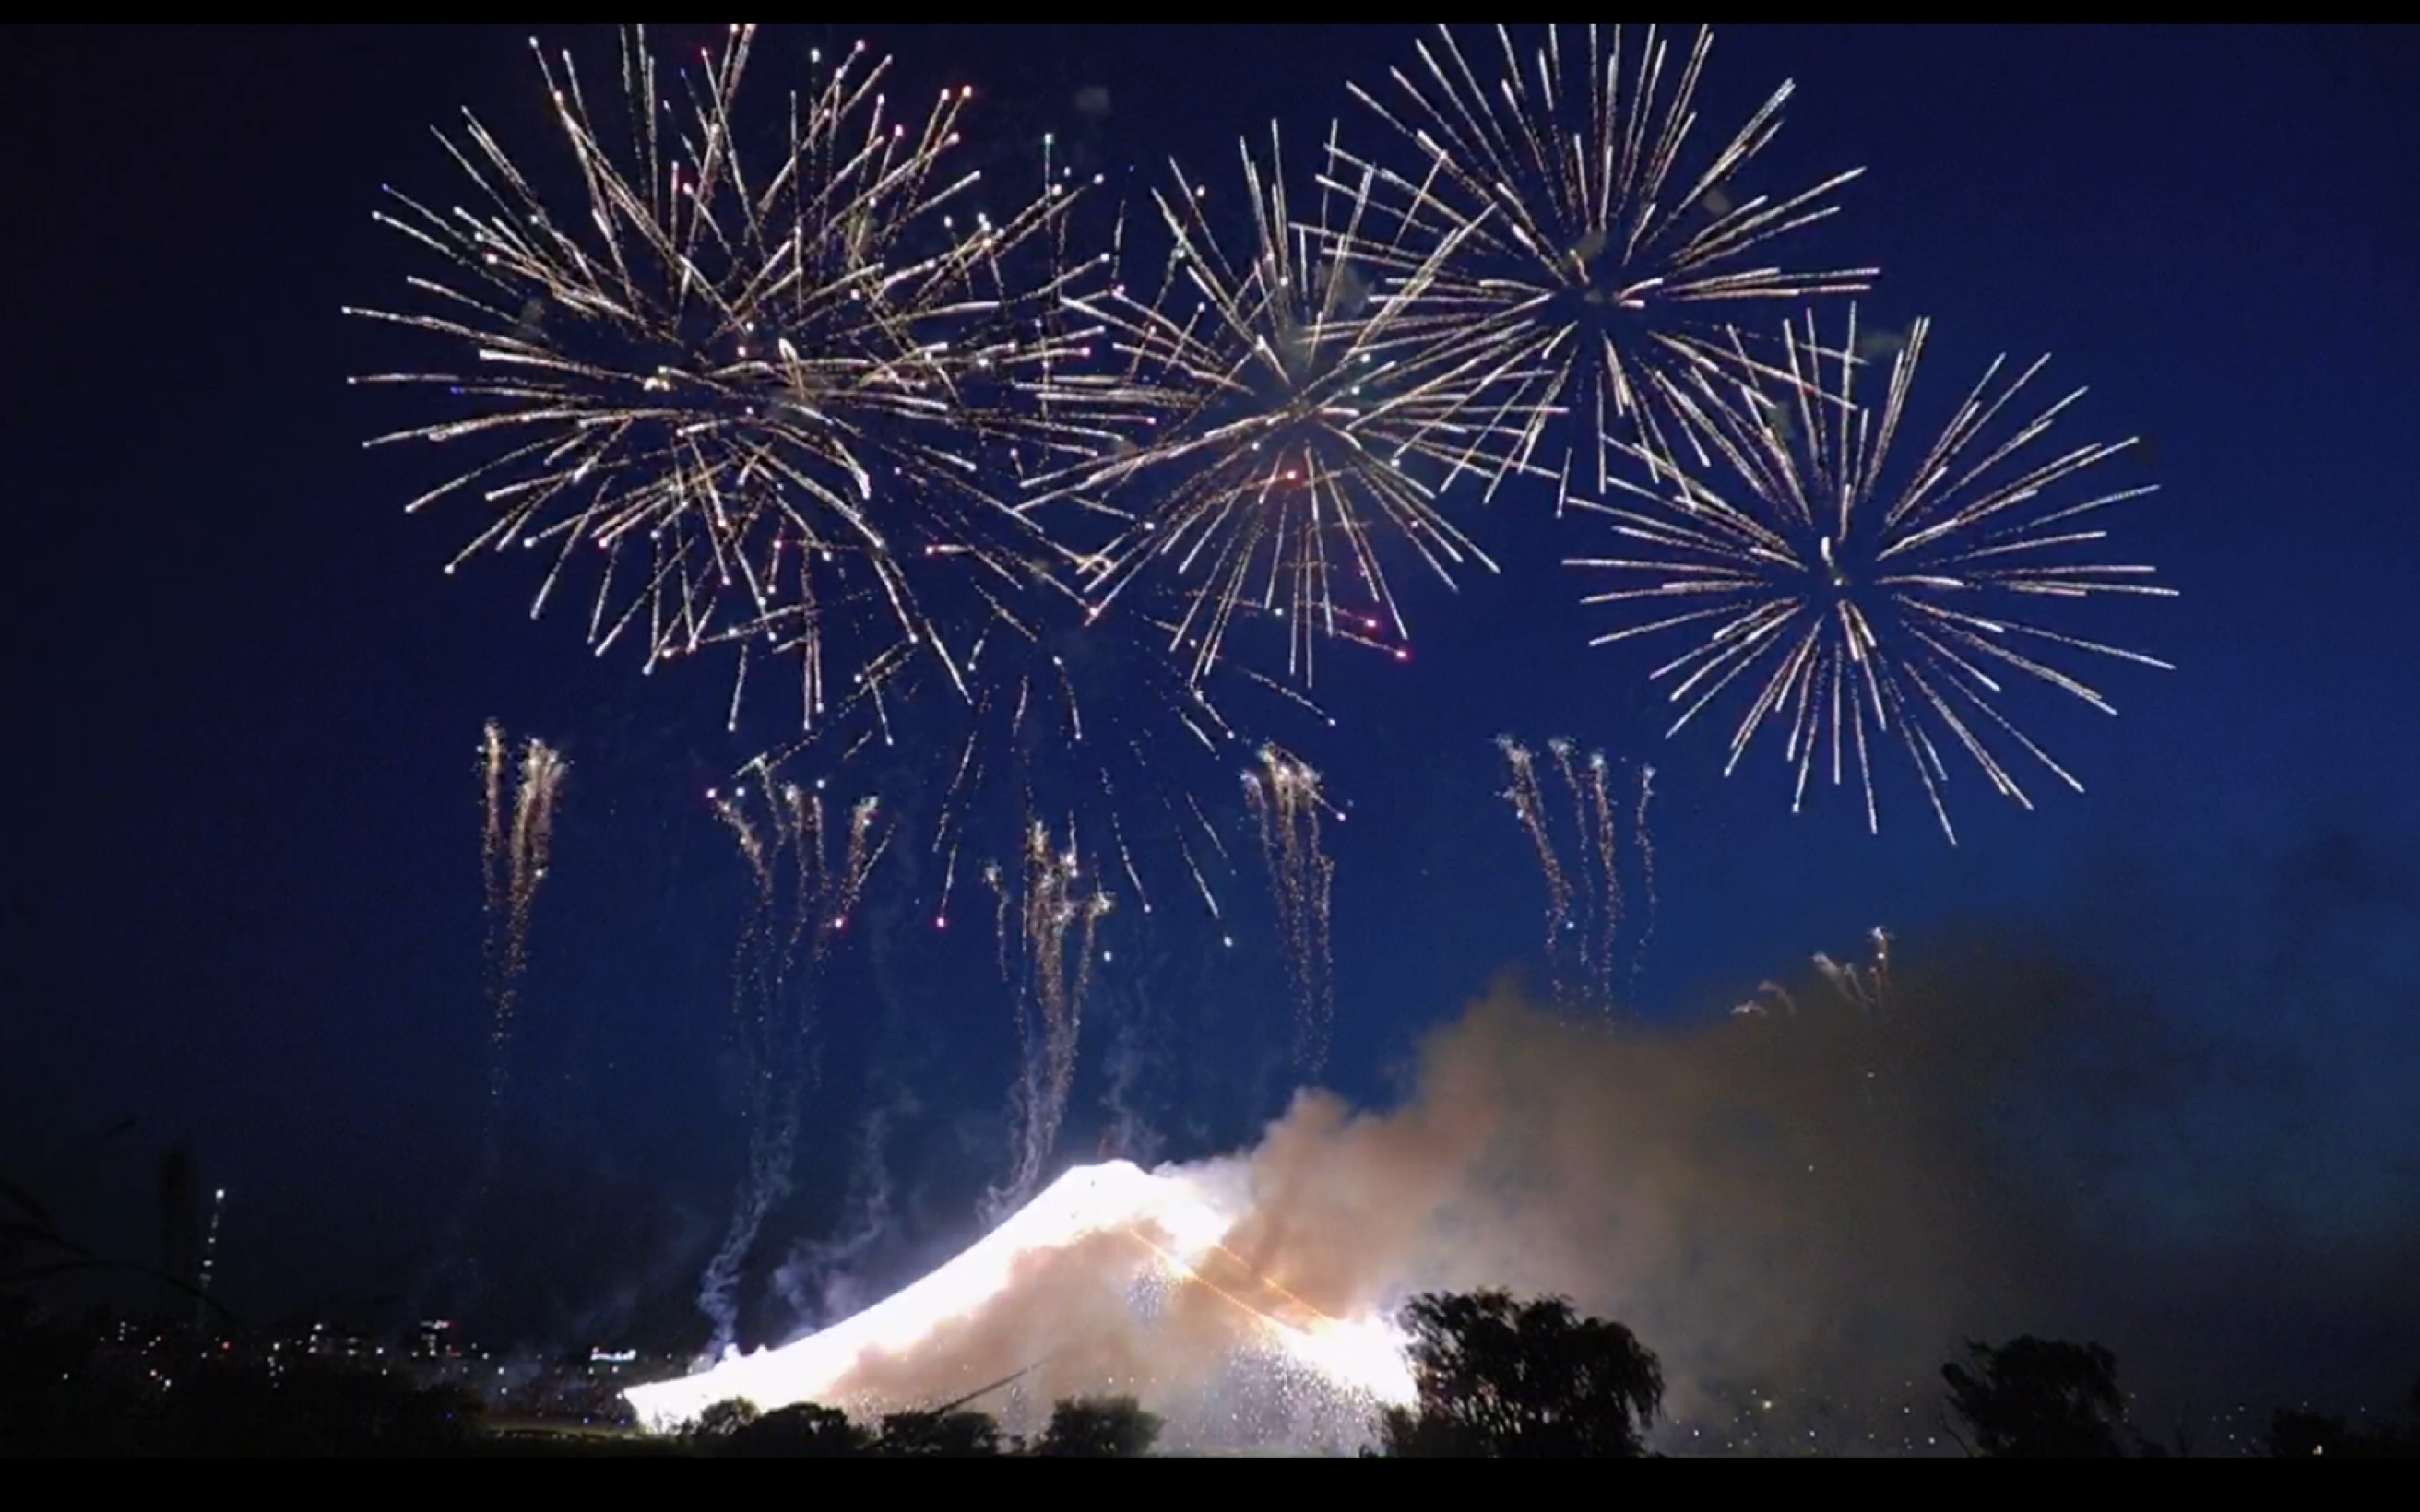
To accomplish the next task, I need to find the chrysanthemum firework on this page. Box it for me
[1333,24,1872,512]
[1571,309,2174,842]
[349,25,1099,731]
[1026,124,1543,688]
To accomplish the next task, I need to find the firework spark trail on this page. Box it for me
[479,724,508,986]
[503,738,568,1007]
[1331,24,1873,511]
[1557,741,1622,966]
[1498,736,1654,1011]
[699,775,887,1356]
[477,722,568,1114]
[1630,763,1656,983]
[984,820,1114,1223]
[1815,926,1893,1012]
[699,781,786,1360]
[1571,307,2174,842]
[1736,925,1892,1018]
[748,563,1329,943]
[1549,738,1621,1009]
[1245,746,1335,1071]
[929,593,1223,929]
[1497,736,1573,962]
[709,777,885,1079]
[1021,123,1544,688]
[350,25,1106,736]
[434,721,567,1305]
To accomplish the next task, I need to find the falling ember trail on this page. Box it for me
[698,775,886,1358]
[1631,765,1658,985]
[476,722,567,1130]
[983,821,1113,1223]
[1498,737,1573,980]
[1246,747,1335,1071]
[1497,736,1652,1013]
[433,722,565,1303]
[1736,925,1893,1017]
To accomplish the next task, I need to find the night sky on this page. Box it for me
[6,24,2418,1426]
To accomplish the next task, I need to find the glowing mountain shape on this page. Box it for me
[623,1160,1411,1433]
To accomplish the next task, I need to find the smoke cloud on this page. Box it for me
[705,951,2052,1444]
[668,837,2420,1449]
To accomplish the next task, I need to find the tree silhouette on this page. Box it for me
[1941,1337,2127,1458]
[723,1401,872,1458]
[872,1407,1002,1457]
[1375,1290,1663,1458]
[1034,1395,1163,1457]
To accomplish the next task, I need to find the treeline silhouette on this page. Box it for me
[1938,1333,2420,1459]
[681,1394,1165,1457]
[0,1295,489,1457]
[7,1277,2416,1456]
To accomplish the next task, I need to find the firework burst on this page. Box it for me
[1571,309,2174,842]
[1026,124,1539,688]
[350,25,1099,732]
[1333,24,1872,511]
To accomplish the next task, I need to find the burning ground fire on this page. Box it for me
[623,1161,1416,1439]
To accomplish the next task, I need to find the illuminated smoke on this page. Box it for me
[633,949,2166,1450]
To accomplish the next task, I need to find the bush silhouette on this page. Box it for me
[873,1407,1002,1457]
[1034,1395,1163,1457]
[724,1401,872,1458]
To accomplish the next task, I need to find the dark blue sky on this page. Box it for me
[6,25,2417,1406]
